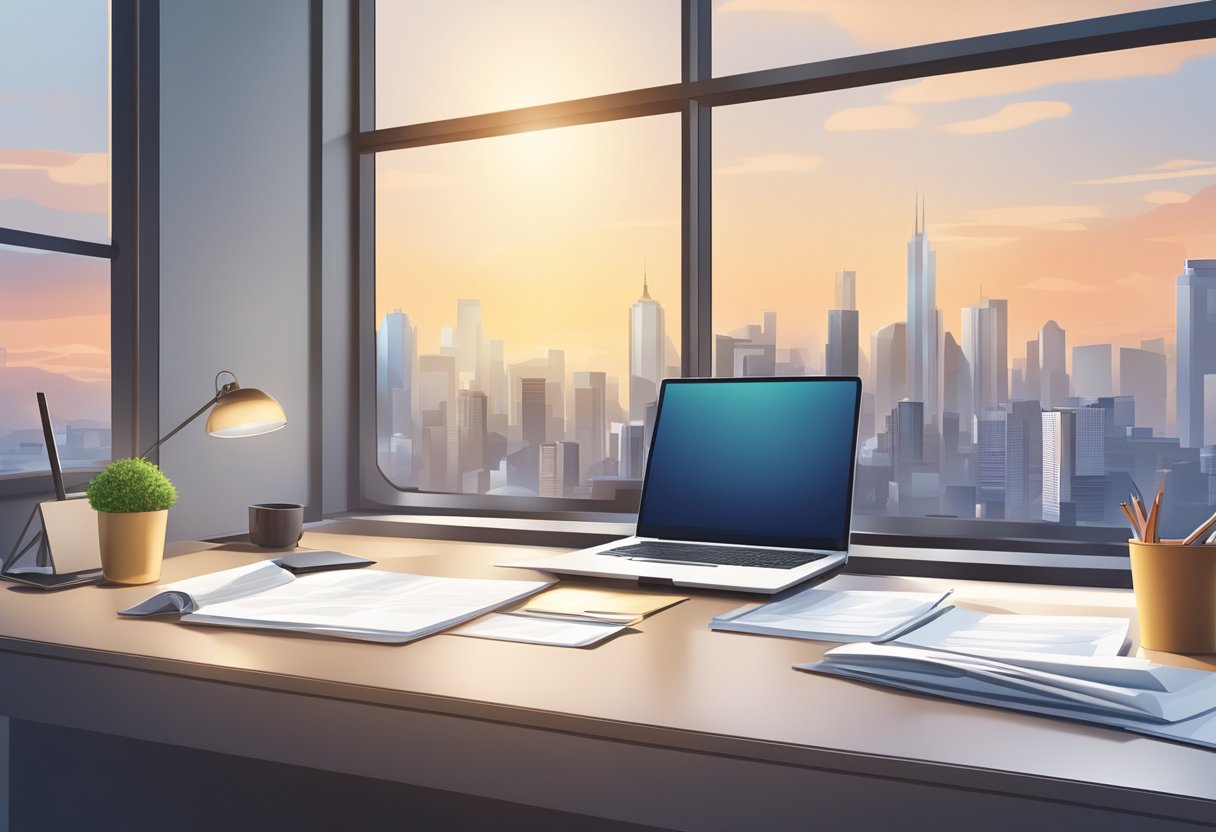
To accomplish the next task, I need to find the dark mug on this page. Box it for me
[249,503,304,549]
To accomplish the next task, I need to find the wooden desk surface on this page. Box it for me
[2,521,1214,830]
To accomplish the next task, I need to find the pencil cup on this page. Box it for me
[1128,541,1216,654]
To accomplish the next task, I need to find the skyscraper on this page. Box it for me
[1072,344,1113,400]
[456,298,482,387]
[835,269,856,311]
[1119,346,1167,436]
[826,308,859,376]
[375,309,415,454]
[418,353,457,491]
[1177,259,1216,448]
[457,388,488,478]
[1039,320,1068,408]
[962,300,1001,412]
[906,197,939,425]
[940,332,973,441]
[521,377,547,447]
[1004,400,1041,522]
[539,441,579,498]
[1024,338,1040,402]
[630,273,666,421]
[890,399,924,484]
[977,409,1007,518]
[872,322,907,438]
[1042,410,1076,522]
[574,371,607,478]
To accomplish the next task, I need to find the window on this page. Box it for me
[361,1,1216,546]
[0,0,114,476]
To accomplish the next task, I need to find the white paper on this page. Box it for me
[711,588,953,642]
[181,569,552,643]
[801,642,1216,725]
[121,561,295,616]
[893,608,1129,659]
[452,612,626,647]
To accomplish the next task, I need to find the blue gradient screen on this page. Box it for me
[636,378,860,549]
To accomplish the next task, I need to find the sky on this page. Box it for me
[0,0,110,431]
[3,1,1214,432]
[374,1,1216,404]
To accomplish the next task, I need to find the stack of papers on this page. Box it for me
[122,560,552,643]
[797,642,1216,749]
[710,588,955,642]
[893,607,1129,659]
[454,587,687,648]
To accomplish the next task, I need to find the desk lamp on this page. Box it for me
[142,370,287,458]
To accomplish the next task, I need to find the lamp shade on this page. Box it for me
[204,387,287,438]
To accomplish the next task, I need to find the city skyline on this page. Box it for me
[374,197,1215,530]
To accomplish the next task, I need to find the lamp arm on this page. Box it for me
[139,393,221,460]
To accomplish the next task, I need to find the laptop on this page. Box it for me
[501,376,862,593]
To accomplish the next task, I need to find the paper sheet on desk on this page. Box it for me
[178,570,552,643]
[452,613,627,647]
[711,588,953,642]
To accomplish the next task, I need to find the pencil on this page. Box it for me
[1118,503,1142,541]
[1183,509,1216,546]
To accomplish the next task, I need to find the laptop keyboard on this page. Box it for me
[603,542,828,570]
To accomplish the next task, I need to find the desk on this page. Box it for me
[1,521,1215,831]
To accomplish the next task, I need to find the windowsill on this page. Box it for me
[0,469,96,500]
[334,513,1132,588]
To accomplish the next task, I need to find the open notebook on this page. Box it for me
[122,558,552,643]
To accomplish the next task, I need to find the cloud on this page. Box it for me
[1148,159,1214,171]
[824,104,919,132]
[0,148,108,214]
[1077,164,1216,186]
[714,1,1181,52]
[377,168,457,191]
[938,100,1070,134]
[715,153,824,175]
[1019,277,1103,292]
[959,204,1103,227]
[1143,190,1191,205]
[889,41,1216,104]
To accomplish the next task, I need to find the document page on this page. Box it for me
[452,613,627,647]
[893,608,1129,658]
[712,588,954,642]
[181,570,551,642]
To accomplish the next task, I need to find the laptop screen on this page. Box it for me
[635,377,861,551]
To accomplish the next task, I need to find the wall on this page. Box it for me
[158,0,312,541]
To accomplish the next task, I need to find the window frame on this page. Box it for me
[0,0,157,498]
[354,0,1216,549]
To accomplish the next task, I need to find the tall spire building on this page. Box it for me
[906,195,939,425]
[629,269,666,421]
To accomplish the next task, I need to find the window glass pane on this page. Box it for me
[714,0,1188,77]
[0,0,110,243]
[375,0,679,128]
[0,247,111,474]
[713,42,1216,537]
[375,115,680,501]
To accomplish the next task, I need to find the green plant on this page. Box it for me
[86,458,178,514]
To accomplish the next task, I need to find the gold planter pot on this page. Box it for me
[1128,540,1216,654]
[97,509,169,585]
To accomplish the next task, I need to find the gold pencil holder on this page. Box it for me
[1128,541,1216,654]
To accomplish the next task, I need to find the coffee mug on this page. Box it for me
[248,503,304,549]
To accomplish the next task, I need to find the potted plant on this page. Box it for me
[86,458,178,585]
